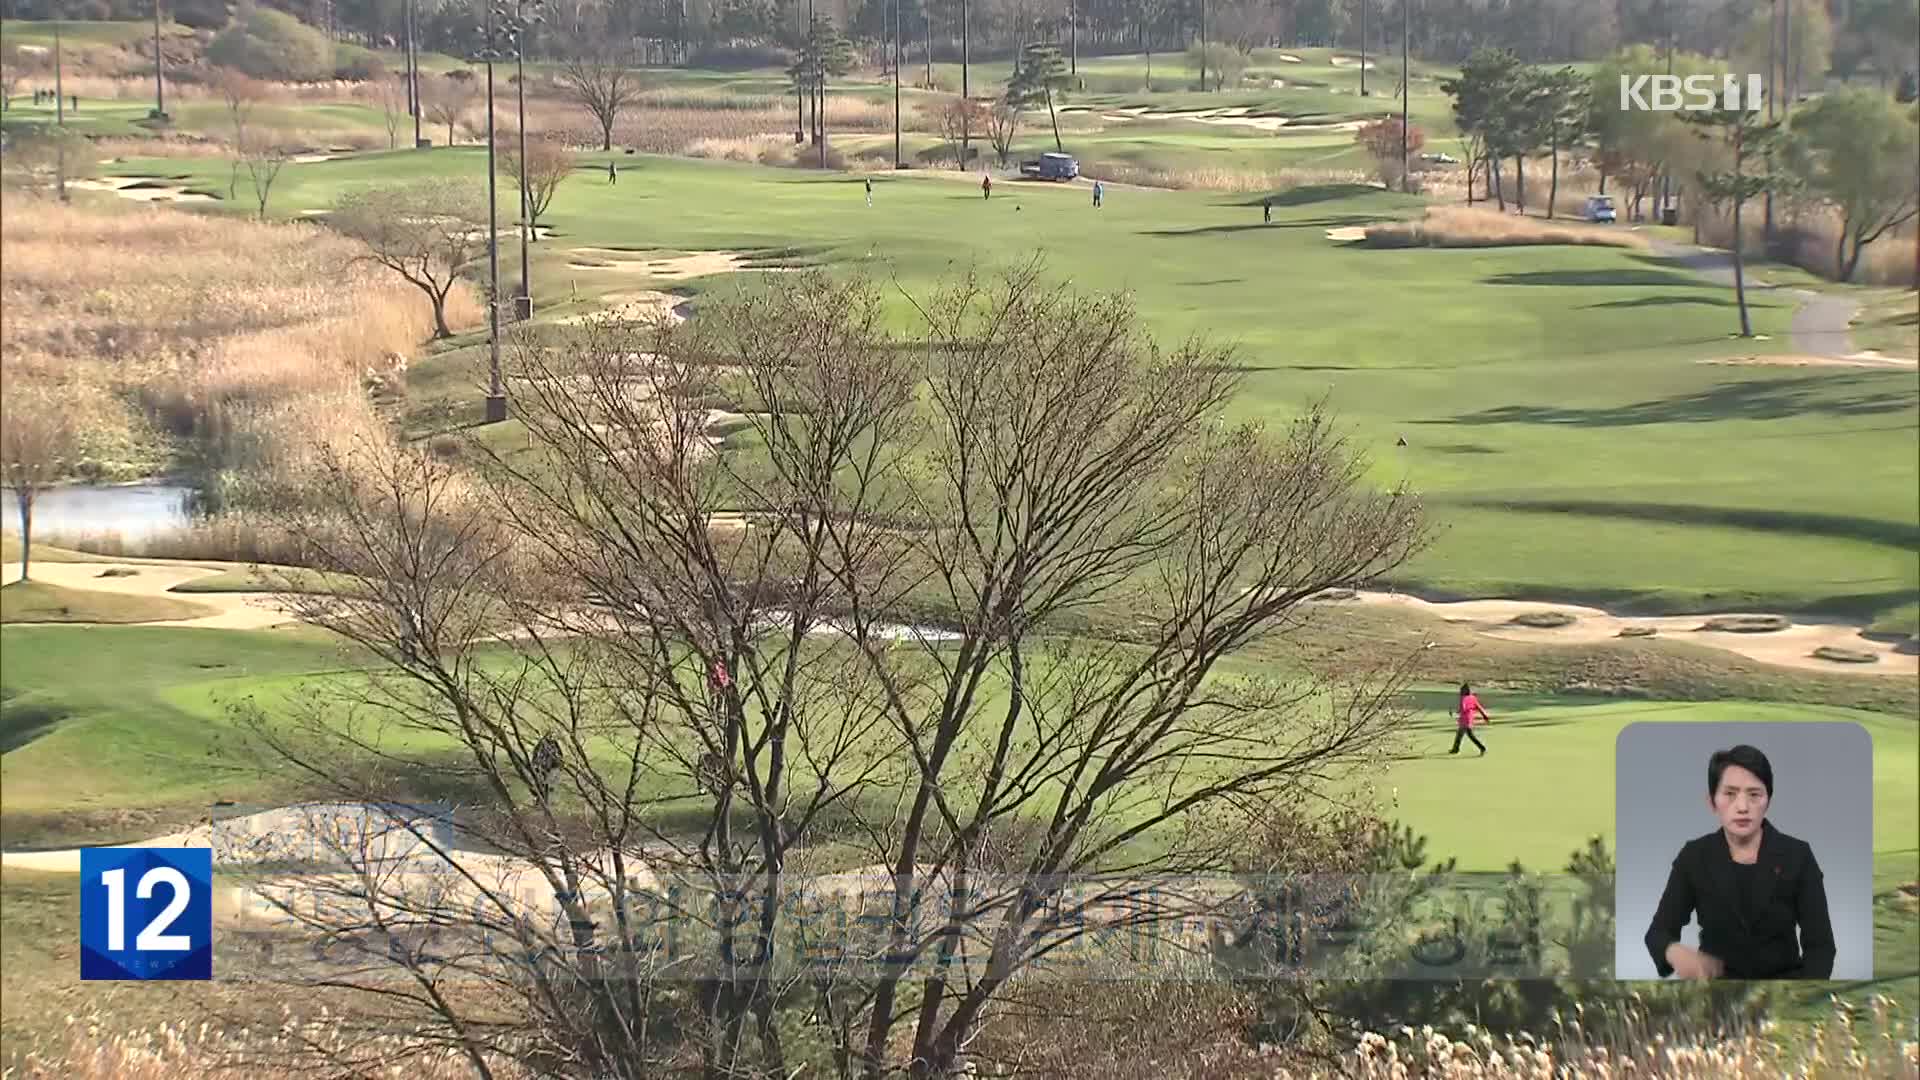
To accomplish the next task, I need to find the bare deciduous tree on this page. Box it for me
[1,378,77,582]
[376,72,406,150]
[244,264,1428,1080]
[557,53,641,152]
[216,69,262,201]
[240,136,290,220]
[928,96,988,170]
[495,132,576,239]
[327,179,490,339]
[987,95,1022,166]
[425,72,479,147]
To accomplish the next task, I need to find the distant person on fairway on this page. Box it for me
[1263,198,1272,224]
[607,161,617,184]
[982,174,992,199]
[1092,181,1103,208]
[865,177,873,206]
[1450,683,1490,755]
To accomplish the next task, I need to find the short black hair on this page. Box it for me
[1708,745,1774,799]
[1459,683,1472,696]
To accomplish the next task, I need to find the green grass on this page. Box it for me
[1852,287,1920,359]
[0,625,352,846]
[0,579,214,624]
[0,18,157,48]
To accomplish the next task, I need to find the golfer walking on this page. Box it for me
[982,174,992,199]
[1092,181,1103,209]
[865,177,873,207]
[607,161,617,185]
[1450,683,1491,755]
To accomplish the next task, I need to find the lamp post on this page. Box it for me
[1399,0,1408,192]
[152,0,168,121]
[893,0,902,168]
[407,0,423,147]
[471,0,543,421]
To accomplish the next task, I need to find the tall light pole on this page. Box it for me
[893,0,902,168]
[1399,0,1409,192]
[54,16,67,203]
[481,5,506,424]
[151,0,167,120]
[1359,0,1367,96]
[515,0,533,321]
[407,0,422,147]
[1659,0,1672,222]
[960,0,970,168]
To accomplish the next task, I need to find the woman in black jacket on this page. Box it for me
[1644,744,1836,980]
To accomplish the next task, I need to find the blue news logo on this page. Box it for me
[80,848,213,981]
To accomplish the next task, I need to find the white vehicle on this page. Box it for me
[1583,195,1618,224]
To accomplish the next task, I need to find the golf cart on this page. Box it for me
[1583,194,1618,224]
[1019,152,1080,181]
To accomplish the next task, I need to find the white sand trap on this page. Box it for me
[1700,353,1920,370]
[557,290,690,325]
[1324,591,1916,676]
[69,176,215,203]
[458,223,557,242]
[1278,54,1303,63]
[1325,226,1368,242]
[565,249,787,280]
[291,153,337,164]
[1330,56,1377,69]
[0,560,300,630]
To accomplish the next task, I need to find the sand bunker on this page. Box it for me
[558,290,691,325]
[1325,226,1369,242]
[1278,54,1303,63]
[1330,56,1377,69]
[1081,105,1361,133]
[290,153,336,164]
[1319,591,1916,676]
[0,560,300,629]
[1701,353,1919,369]
[566,249,787,279]
[69,176,215,203]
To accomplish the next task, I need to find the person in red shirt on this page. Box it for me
[1450,683,1490,755]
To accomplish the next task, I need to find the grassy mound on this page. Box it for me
[1311,588,1358,601]
[1699,615,1791,634]
[1618,626,1658,638]
[1812,646,1879,664]
[1508,610,1578,628]
[1363,207,1650,250]
[0,580,215,624]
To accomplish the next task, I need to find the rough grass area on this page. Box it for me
[1364,206,1651,249]
[0,580,213,624]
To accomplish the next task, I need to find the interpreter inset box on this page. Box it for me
[1614,721,1873,981]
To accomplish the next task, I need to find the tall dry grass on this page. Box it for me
[1364,206,1650,250]
[1076,161,1374,193]
[515,91,895,155]
[0,199,481,489]
[11,995,1913,1079]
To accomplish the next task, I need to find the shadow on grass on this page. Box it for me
[1454,498,1920,553]
[1230,182,1381,207]
[1481,268,1721,289]
[1586,295,1738,310]
[0,698,70,755]
[1421,373,1916,426]
[1139,214,1379,237]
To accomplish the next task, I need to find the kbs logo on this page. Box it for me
[1619,74,1765,112]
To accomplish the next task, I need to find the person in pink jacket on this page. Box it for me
[1450,683,1490,755]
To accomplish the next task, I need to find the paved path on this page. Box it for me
[1649,239,1860,358]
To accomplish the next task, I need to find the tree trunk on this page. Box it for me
[1732,192,1752,337]
[1838,229,1857,282]
[1597,166,1607,195]
[1514,155,1525,213]
[1547,133,1559,220]
[429,288,452,339]
[1144,25,1151,91]
[16,496,29,582]
[1490,156,1505,211]
[1046,89,1061,151]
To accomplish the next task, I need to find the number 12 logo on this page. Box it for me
[80,848,212,981]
